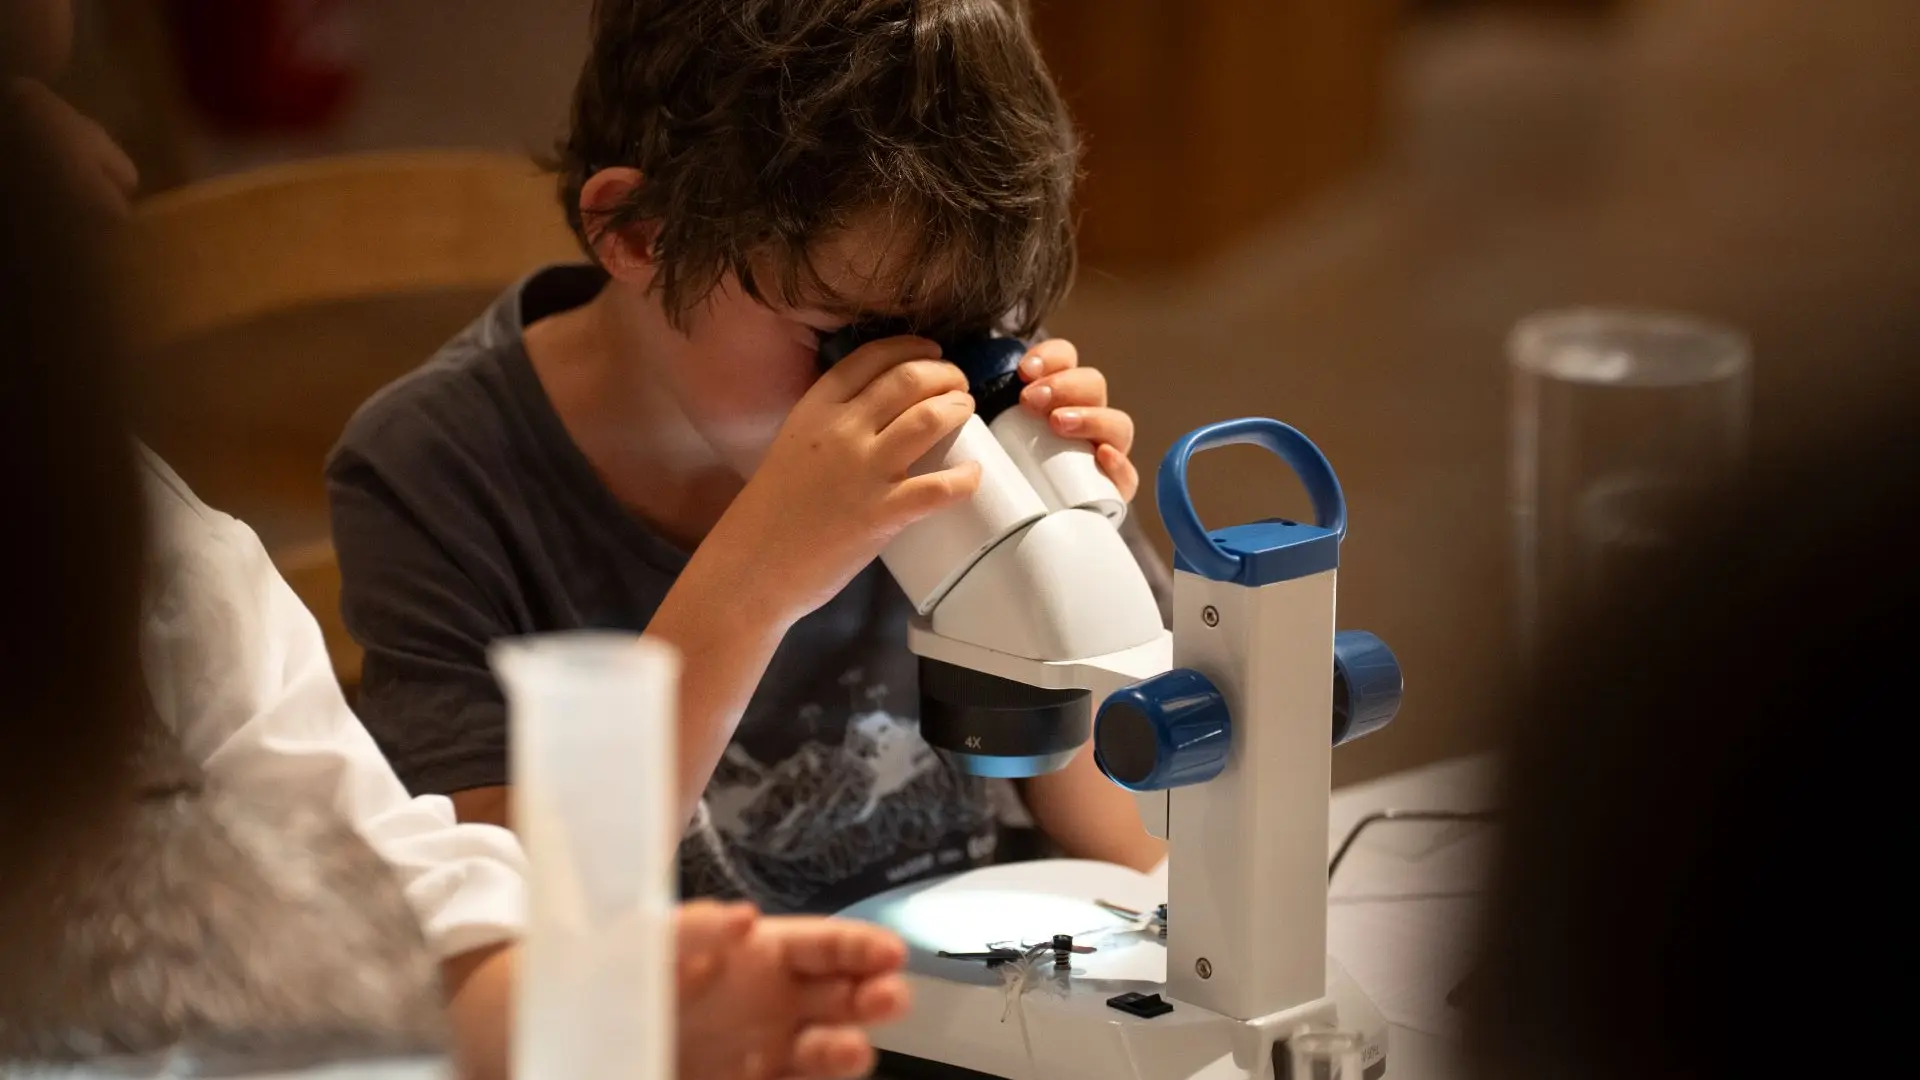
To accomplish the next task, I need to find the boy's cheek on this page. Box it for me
[705,412,791,463]
[681,372,807,469]
[669,296,820,463]
[689,354,813,423]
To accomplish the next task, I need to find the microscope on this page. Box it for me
[821,326,1404,1080]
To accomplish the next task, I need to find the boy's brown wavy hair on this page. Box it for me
[554,0,1079,339]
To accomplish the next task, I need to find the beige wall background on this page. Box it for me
[79,0,1920,785]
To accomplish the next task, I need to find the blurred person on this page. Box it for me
[1469,396,1913,1078]
[0,11,149,953]
[2,6,910,1080]
[3,0,136,213]
[327,0,1168,921]
[0,88,450,1073]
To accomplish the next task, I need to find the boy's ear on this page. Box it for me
[580,167,656,282]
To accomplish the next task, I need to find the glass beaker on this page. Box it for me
[1509,309,1750,666]
[491,632,680,1080]
[1287,1030,1368,1080]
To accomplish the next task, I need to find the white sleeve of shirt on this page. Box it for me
[135,445,528,961]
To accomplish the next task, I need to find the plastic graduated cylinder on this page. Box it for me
[882,406,1129,616]
[489,632,680,1080]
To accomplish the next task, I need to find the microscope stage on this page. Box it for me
[838,861,1389,1080]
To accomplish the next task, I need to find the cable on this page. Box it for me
[1327,808,1501,883]
[1328,808,1501,1013]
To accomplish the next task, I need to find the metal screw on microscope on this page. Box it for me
[1196,958,1213,979]
[1202,605,1220,627]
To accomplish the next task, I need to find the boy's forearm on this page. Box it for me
[1020,746,1166,873]
[442,943,514,1080]
[445,554,791,834]
[646,551,792,826]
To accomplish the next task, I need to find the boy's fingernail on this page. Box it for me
[1055,409,1083,431]
[1021,354,1045,377]
[1023,384,1052,409]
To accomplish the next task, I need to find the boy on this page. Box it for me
[3,5,908,1079]
[327,0,1167,915]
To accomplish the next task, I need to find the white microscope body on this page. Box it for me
[836,364,1402,1080]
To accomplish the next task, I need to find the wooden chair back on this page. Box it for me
[116,150,582,689]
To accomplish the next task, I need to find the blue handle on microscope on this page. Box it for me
[1157,417,1348,587]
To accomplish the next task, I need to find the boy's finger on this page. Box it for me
[784,1025,878,1080]
[678,951,723,999]
[675,901,757,995]
[849,972,912,1022]
[677,899,759,944]
[1018,338,1078,380]
[1097,444,1141,504]
[851,358,969,430]
[1050,405,1135,454]
[812,335,943,403]
[792,976,858,1022]
[884,461,983,526]
[878,390,974,474]
[792,972,908,1024]
[765,917,909,977]
[1020,366,1107,414]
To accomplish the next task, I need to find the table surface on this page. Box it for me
[868,753,1499,1080]
[13,757,1496,1080]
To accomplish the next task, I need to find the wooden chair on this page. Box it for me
[115,151,583,691]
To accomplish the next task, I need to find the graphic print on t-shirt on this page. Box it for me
[679,666,997,913]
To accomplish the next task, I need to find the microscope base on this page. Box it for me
[839,860,1389,1080]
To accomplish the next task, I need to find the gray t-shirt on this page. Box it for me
[326,264,1168,914]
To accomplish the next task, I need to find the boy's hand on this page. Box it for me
[675,899,760,998]
[698,335,981,626]
[678,902,911,1080]
[1016,339,1139,502]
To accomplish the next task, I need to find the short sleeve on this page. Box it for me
[326,441,518,798]
[138,447,527,960]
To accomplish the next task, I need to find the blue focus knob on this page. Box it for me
[1095,669,1232,791]
[1332,631,1403,746]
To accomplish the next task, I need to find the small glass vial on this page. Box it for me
[1287,1029,1367,1080]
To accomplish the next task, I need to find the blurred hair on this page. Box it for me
[0,102,145,888]
[1470,392,1915,1078]
[553,0,1078,339]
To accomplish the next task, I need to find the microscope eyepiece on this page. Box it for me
[815,318,915,372]
[816,321,1029,423]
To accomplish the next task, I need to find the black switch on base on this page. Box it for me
[1106,992,1174,1019]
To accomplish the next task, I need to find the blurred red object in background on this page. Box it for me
[161,0,361,136]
